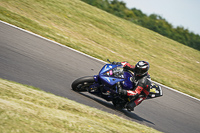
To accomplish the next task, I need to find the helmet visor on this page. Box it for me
[135,66,148,76]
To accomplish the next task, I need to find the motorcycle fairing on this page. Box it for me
[99,64,121,75]
[100,76,124,86]
[121,71,134,90]
[99,64,124,86]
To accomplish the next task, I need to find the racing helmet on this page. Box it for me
[135,61,150,76]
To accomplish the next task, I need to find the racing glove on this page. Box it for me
[121,61,135,71]
[121,61,129,67]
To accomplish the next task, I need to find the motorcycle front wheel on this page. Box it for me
[71,76,95,92]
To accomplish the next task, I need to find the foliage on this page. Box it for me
[81,0,200,51]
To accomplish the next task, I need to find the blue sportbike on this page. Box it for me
[71,60,162,110]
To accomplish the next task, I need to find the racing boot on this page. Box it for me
[112,98,126,110]
[126,101,136,112]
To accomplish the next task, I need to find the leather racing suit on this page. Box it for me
[120,61,151,111]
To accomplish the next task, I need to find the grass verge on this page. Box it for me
[0,78,161,133]
[0,0,199,99]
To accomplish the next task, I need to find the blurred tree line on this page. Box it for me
[81,0,200,51]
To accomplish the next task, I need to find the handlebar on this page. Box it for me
[107,59,121,65]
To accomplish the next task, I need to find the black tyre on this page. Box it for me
[71,76,95,92]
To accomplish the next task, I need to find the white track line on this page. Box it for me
[1,20,199,102]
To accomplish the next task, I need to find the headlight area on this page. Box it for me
[104,66,124,78]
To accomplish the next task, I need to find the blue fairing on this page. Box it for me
[121,71,134,90]
[99,64,121,75]
[98,64,134,89]
[100,76,124,86]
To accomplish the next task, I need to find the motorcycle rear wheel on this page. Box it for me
[71,76,95,92]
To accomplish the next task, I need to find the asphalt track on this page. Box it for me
[0,21,200,133]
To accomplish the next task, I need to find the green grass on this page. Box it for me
[0,78,162,133]
[0,0,200,100]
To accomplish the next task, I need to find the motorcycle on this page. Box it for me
[71,59,163,111]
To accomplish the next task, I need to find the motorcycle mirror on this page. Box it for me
[107,59,111,63]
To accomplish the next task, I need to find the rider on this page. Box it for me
[118,61,151,111]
